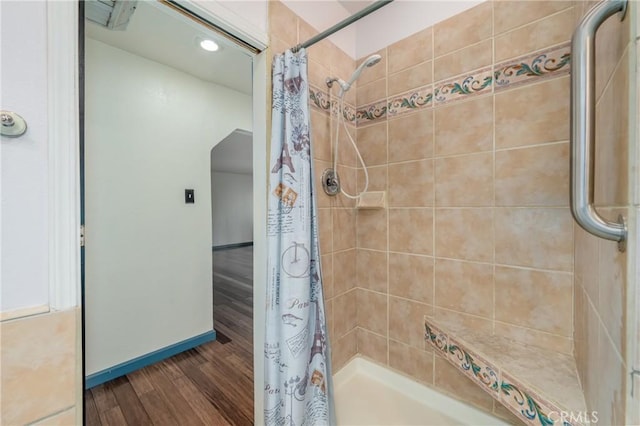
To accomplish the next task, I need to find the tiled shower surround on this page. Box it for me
[268,0,635,424]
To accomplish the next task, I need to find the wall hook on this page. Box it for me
[1,110,27,138]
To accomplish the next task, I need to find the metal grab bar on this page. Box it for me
[570,0,628,252]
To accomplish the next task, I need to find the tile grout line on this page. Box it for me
[385,44,391,368]
[492,0,497,338]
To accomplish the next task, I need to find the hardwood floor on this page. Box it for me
[85,246,254,425]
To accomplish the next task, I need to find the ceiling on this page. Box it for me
[337,0,376,15]
[210,130,253,175]
[86,1,253,94]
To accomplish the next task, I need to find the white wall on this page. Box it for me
[282,0,356,58]
[281,0,482,60]
[85,38,252,374]
[0,1,50,313]
[354,0,483,58]
[204,0,268,33]
[211,172,253,246]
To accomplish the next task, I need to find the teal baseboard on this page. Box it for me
[85,330,216,389]
[212,241,253,251]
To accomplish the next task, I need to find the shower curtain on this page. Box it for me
[265,49,334,426]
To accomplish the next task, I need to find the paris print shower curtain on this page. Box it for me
[264,49,334,426]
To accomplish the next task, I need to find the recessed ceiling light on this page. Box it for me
[200,39,219,52]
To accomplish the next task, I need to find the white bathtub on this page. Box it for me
[333,357,508,426]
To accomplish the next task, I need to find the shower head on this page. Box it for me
[336,54,382,94]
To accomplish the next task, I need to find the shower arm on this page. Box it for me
[570,0,627,252]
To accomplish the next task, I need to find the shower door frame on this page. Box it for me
[48,1,270,422]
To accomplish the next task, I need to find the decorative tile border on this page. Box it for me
[322,43,572,127]
[387,85,434,119]
[424,319,448,356]
[433,67,493,105]
[494,42,571,92]
[309,85,331,112]
[309,84,357,124]
[500,372,564,426]
[424,318,584,426]
[355,99,388,126]
[447,336,500,396]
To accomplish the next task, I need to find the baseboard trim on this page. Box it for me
[212,241,253,251]
[85,330,216,389]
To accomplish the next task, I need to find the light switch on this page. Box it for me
[185,189,195,204]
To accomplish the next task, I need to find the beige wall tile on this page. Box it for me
[357,209,387,250]
[270,36,291,57]
[434,259,493,318]
[336,122,357,168]
[357,165,387,194]
[268,1,298,45]
[357,289,388,336]
[389,340,434,384]
[495,143,570,207]
[495,77,569,149]
[388,27,433,74]
[594,7,630,101]
[334,165,357,208]
[594,323,627,425]
[388,160,434,207]
[434,40,492,82]
[388,61,433,97]
[494,1,573,35]
[598,213,627,356]
[334,248,356,296]
[333,208,356,251]
[583,294,601,412]
[357,49,387,86]
[494,321,573,355]
[594,51,629,207]
[433,2,492,57]
[495,8,574,62]
[575,225,600,307]
[330,46,357,89]
[308,59,330,89]
[433,355,494,411]
[311,109,331,162]
[435,208,493,263]
[334,290,357,338]
[495,266,573,336]
[433,307,493,334]
[435,153,493,206]
[434,95,493,157]
[357,249,388,293]
[307,42,333,75]
[389,208,434,255]
[329,45,358,105]
[32,407,76,425]
[1,310,76,426]
[318,208,333,254]
[325,298,334,339]
[495,208,573,271]
[389,296,432,348]
[322,254,334,300]
[314,160,333,208]
[357,78,387,106]
[357,122,387,166]
[388,109,433,162]
[574,284,587,385]
[388,253,434,305]
[357,328,388,365]
[333,329,357,371]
